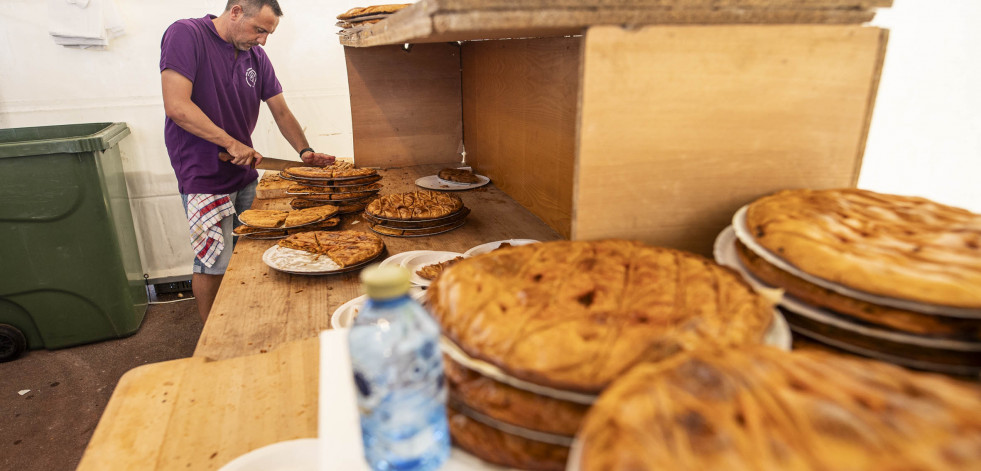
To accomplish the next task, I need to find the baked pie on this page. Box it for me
[745,188,981,308]
[576,347,981,471]
[284,166,377,180]
[277,230,383,267]
[438,168,480,184]
[427,240,774,393]
[336,3,410,20]
[283,205,339,227]
[287,183,382,195]
[239,209,288,228]
[735,240,981,339]
[366,190,463,221]
[416,256,464,281]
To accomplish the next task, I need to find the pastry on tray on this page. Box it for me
[426,239,775,470]
[735,239,981,340]
[576,347,981,471]
[284,166,377,180]
[427,239,774,394]
[365,190,463,221]
[238,209,288,228]
[277,230,383,267]
[336,3,410,20]
[438,168,480,184]
[744,188,981,309]
[415,256,464,281]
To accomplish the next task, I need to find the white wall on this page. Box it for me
[862,0,981,212]
[1,0,978,280]
[0,0,372,280]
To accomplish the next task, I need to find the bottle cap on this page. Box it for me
[361,264,411,300]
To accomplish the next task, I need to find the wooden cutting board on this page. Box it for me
[256,171,292,199]
[77,337,319,471]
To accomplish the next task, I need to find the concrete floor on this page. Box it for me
[0,287,202,471]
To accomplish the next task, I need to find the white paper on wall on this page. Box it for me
[48,0,125,50]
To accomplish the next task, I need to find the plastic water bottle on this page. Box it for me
[348,264,450,471]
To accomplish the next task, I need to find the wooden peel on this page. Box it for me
[218,151,309,171]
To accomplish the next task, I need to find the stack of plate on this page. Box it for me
[716,199,981,376]
[362,191,470,238]
[280,164,382,214]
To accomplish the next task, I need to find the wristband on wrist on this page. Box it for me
[299,147,315,158]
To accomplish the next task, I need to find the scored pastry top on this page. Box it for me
[426,240,773,393]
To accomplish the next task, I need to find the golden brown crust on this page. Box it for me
[448,406,568,471]
[284,166,377,180]
[233,225,285,236]
[427,240,773,393]
[277,230,383,267]
[578,347,981,471]
[336,3,410,20]
[239,209,288,228]
[416,256,464,281]
[445,357,587,437]
[369,220,465,237]
[438,168,480,184]
[287,217,340,234]
[286,183,382,195]
[365,190,463,221]
[735,241,981,340]
[294,190,378,201]
[745,188,981,308]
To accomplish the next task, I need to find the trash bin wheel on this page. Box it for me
[0,324,27,362]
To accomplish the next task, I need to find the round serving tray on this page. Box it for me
[279,171,380,183]
[364,204,469,224]
[362,206,471,229]
[285,183,382,196]
[261,245,384,275]
[731,205,981,319]
[368,219,466,238]
[286,190,380,203]
[237,213,337,231]
[715,226,981,376]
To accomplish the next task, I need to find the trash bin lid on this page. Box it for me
[0,122,130,158]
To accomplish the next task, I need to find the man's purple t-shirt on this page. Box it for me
[160,15,283,194]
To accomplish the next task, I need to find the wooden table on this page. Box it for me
[78,164,561,470]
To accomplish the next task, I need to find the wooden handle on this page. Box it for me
[218,151,255,169]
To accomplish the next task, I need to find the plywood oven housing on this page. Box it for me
[342,0,890,255]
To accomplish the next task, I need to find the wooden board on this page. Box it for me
[345,44,463,168]
[194,165,562,361]
[340,0,891,47]
[77,337,319,471]
[462,37,579,238]
[574,25,888,256]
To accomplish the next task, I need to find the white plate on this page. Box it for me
[463,239,540,258]
[415,174,490,191]
[218,438,317,471]
[377,250,432,269]
[329,290,426,329]
[400,251,465,287]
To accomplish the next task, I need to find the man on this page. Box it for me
[160,0,334,321]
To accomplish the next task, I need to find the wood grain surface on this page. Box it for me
[77,337,319,471]
[194,164,562,361]
[574,25,887,256]
[345,43,463,168]
[340,0,891,47]
[462,37,579,238]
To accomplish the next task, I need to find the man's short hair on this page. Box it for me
[225,0,283,17]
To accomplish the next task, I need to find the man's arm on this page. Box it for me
[266,93,335,166]
[161,69,262,167]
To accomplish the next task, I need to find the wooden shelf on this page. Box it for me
[339,0,892,47]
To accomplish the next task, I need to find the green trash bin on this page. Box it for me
[0,122,148,361]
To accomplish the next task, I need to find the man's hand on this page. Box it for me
[301,150,336,167]
[225,141,263,168]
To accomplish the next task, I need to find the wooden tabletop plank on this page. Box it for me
[78,337,320,471]
[194,164,562,361]
[339,0,891,47]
